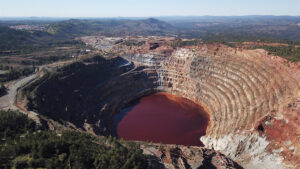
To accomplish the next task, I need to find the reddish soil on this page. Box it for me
[255,99,300,168]
[116,92,210,146]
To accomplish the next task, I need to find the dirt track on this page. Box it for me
[0,59,76,110]
[0,73,38,110]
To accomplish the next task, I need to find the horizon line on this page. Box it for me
[1,15,300,19]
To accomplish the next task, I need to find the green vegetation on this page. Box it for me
[173,16,300,44]
[0,110,35,140]
[22,72,51,110]
[0,26,54,55]
[0,26,35,51]
[26,55,71,66]
[169,37,300,62]
[0,25,84,57]
[200,34,300,46]
[171,39,202,48]
[2,17,300,66]
[0,67,35,83]
[44,18,174,38]
[249,45,300,62]
[0,110,148,169]
[122,40,146,47]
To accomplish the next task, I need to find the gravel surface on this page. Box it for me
[0,74,38,110]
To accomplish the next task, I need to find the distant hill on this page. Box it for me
[0,18,176,52]
[159,16,300,42]
[1,16,300,51]
[0,26,47,51]
[46,18,176,37]
[0,25,78,53]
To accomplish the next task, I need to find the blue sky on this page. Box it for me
[0,0,299,17]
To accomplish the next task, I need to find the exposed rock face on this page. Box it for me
[143,144,243,169]
[28,42,299,169]
[125,46,299,168]
[30,57,159,135]
[79,36,124,51]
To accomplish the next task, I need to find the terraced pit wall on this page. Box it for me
[28,56,160,135]
[28,48,299,169]
[125,48,299,169]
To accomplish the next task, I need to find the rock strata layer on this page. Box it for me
[28,44,300,169]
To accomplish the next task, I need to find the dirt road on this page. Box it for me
[0,73,38,110]
[0,58,77,110]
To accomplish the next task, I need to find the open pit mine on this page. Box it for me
[23,37,300,169]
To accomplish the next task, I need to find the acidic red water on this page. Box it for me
[115,92,209,146]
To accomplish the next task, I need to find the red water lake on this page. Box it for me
[115,92,209,146]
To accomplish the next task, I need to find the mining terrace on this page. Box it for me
[18,36,300,169]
